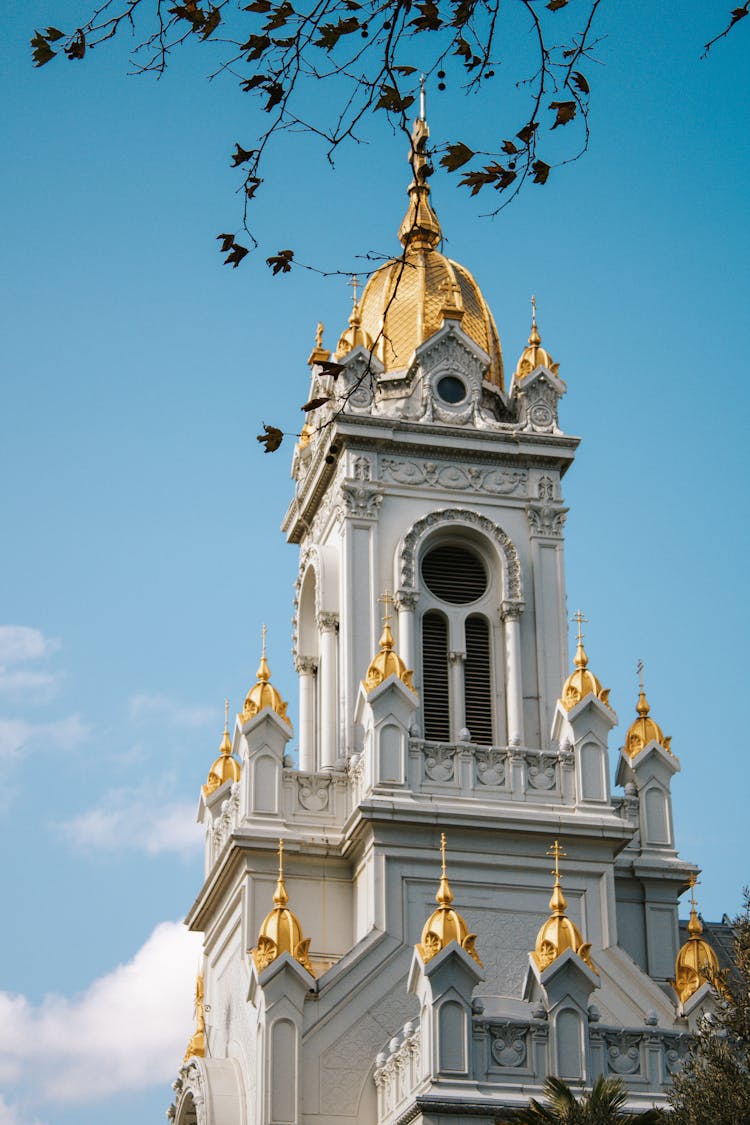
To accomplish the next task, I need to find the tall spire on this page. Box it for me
[397,81,442,251]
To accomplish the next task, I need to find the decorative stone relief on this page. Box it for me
[296,774,331,812]
[525,752,558,791]
[664,1034,690,1077]
[353,455,372,481]
[423,743,456,783]
[381,457,527,497]
[489,1023,528,1068]
[526,503,568,538]
[475,746,507,787]
[340,483,383,519]
[516,375,562,434]
[212,783,240,857]
[399,508,523,602]
[320,983,417,1115]
[605,1031,643,1076]
[537,475,555,500]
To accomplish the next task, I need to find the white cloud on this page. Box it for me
[0,715,90,764]
[0,921,202,1106]
[58,784,202,856]
[0,627,61,699]
[0,1095,45,1125]
[129,692,216,730]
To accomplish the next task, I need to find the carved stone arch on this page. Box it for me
[293,544,321,663]
[396,507,523,604]
[173,1058,246,1125]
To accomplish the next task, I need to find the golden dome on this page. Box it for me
[624,664,673,758]
[251,839,315,977]
[560,611,611,712]
[532,841,597,973]
[333,112,504,388]
[241,626,291,727]
[363,592,416,694]
[513,297,560,381]
[183,974,206,1062]
[416,833,482,966]
[673,878,719,1004]
[202,701,241,797]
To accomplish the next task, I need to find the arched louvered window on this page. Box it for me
[421,544,487,603]
[464,614,493,745]
[422,610,450,741]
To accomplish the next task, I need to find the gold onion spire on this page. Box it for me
[202,699,241,797]
[560,610,611,712]
[251,839,315,976]
[624,660,673,758]
[532,841,597,973]
[416,833,482,965]
[398,76,442,251]
[673,876,720,1004]
[362,591,416,694]
[513,295,560,381]
[241,625,291,726]
[183,973,207,1062]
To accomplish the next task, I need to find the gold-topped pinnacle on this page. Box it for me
[513,295,560,381]
[624,659,673,758]
[183,973,206,1062]
[362,591,416,694]
[531,840,597,973]
[560,611,611,712]
[335,275,373,355]
[241,625,292,727]
[397,93,442,251]
[202,698,241,797]
[251,838,315,976]
[308,320,331,366]
[672,875,720,1004]
[416,833,482,966]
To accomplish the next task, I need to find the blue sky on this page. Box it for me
[1,1,749,1121]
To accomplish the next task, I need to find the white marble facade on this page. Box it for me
[169,168,705,1125]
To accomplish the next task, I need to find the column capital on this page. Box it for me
[395,589,419,612]
[295,655,318,675]
[317,611,339,632]
[500,599,525,621]
[447,650,465,665]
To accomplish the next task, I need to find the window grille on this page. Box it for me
[422,611,450,741]
[464,614,493,744]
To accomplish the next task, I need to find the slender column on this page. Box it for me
[447,651,466,742]
[502,601,525,747]
[395,590,418,671]
[296,656,317,772]
[318,613,339,769]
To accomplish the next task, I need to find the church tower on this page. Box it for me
[168,105,716,1125]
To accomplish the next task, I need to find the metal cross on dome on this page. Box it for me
[547,839,567,880]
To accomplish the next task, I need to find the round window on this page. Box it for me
[421,544,487,604]
[435,375,467,404]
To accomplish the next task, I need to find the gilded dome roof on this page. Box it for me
[560,616,611,712]
[251,840,315,977]
[624,669,673,758]
[416,834,482,966]
[531,841,597,974]
[334,113,504,388]
[241,628,291,728]
[513,297,560,381]
[362,593,415,695]
[202,702,241,797]
[673,879,719,1004]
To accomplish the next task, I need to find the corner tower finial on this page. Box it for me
[252,838,315,976]
[416,833,482,965]
[673,874,720,1003]
[202,697,241,797]
[624,659,674,758]
[531,840,597,973]
[241,627,292,727]
[560,611,611,712]
[362,590,416,694]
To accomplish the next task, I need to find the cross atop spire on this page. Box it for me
[224,697,229,735]
[349,274,359,307]
[547,839,567,881]
[573,609,588,645]
[378,589,393,628]
[419,73,426,121]
[637,658,644,691]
